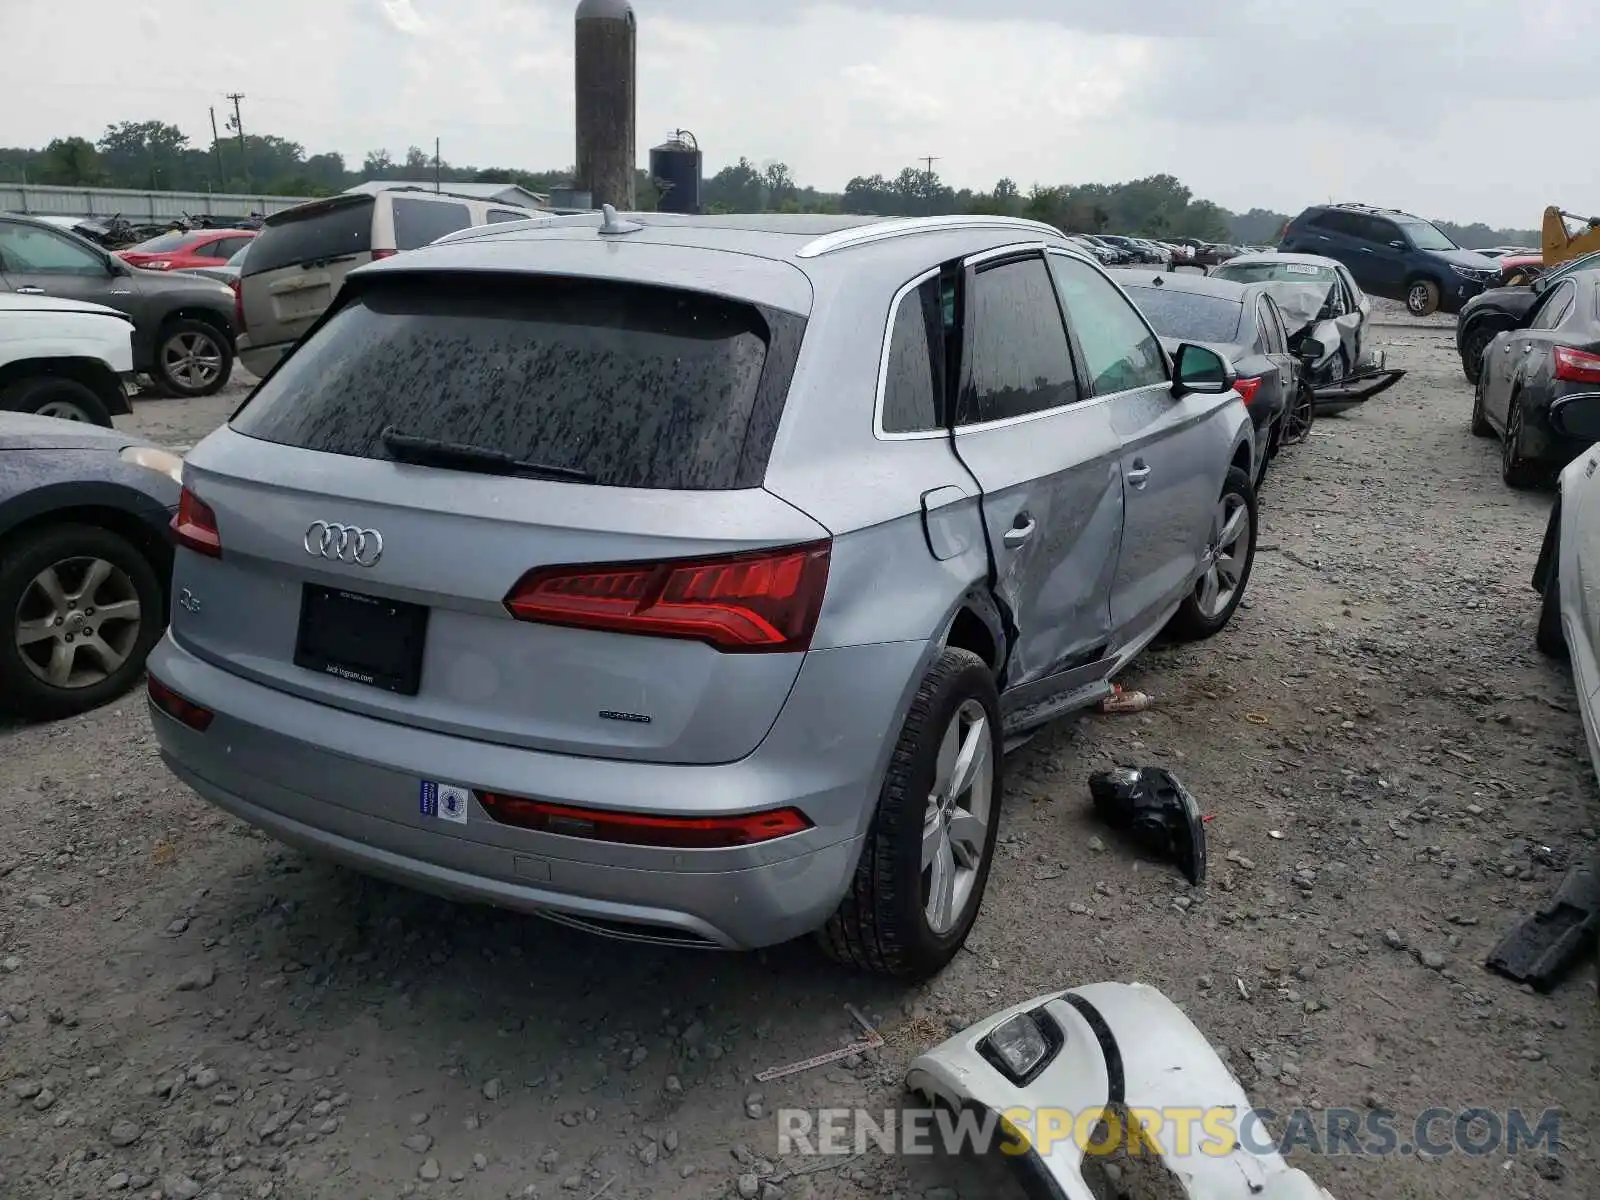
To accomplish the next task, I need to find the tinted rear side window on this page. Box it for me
[488,208,530,223]
[1122,286,1243,344]
[245,198,374,277]
[230,275,805,490]
[958,256,1079,424]
[881,276,944,433]
[392,198,472,249]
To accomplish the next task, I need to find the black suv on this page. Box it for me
[1279,203,1499,317]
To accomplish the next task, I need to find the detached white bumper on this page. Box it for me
[905,982,1336,1200]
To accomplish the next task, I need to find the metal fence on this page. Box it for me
[0,183,315,223]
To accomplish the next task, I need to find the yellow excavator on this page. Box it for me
[1542,206,1600,268]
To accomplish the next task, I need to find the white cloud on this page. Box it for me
[1,0,1594,227]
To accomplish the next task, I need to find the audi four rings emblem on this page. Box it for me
[304,521,384,567]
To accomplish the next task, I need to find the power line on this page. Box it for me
[226,93,248,189]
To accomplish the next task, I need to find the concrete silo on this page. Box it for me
[574,0,637,211]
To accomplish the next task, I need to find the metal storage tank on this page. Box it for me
[649,131,702,214]
[574,0,637,210]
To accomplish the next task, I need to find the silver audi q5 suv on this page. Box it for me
[147,211,1257,979]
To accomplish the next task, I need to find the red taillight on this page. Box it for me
[231,278,244,335]
[1232,375,1263,406]
[371,248,398,260]
[171,486,221,558]
[1554,346,1600,384]
[147,674,214,731]
[476,793,812,848]
[503,541,832,653]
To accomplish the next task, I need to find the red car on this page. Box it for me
[117,229,257,272]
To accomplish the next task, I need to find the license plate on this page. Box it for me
[293,584,428,695]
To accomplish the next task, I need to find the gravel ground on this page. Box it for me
[3,310,1598,1200]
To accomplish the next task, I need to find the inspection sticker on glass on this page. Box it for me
[1285,263,1323,274]
[420,781,470,825]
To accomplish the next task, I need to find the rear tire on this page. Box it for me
[1501,394,1543,490]
[0,523,165,720]
[1406,278,1442,317]
[1461,323,1501,385]
[0,376,113,427]
[818,647,1003,980]
[1166,466,1258,642]
[1470,372,1494,437]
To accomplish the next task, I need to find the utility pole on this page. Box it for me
[921,155,941,177]
[226,93,249,189]
[434,137,441,193]
[208,107,225,186]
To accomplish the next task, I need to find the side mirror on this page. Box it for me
[1549,394,1600,440]
[1172,343,1234,396]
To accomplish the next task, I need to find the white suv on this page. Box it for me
[0,293,136,425]
[236,187,543,378]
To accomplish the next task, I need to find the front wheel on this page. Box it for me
[1406,278,1442,317]
[819,647,1002,980]
[152,319,233,397]
[0,523,165,720]
[0,376,113,426]
[1166,466,1258,642]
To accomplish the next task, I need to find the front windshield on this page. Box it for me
[1398,219,1457,252]
[1214,261,1338,286]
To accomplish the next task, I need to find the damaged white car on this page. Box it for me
[905,982,1337,1200]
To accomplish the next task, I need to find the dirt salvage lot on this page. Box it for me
[3,315,1598,1200]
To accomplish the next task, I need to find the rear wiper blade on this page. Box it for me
[379,427,594,482]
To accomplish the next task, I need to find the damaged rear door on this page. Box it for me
[943,248,1124,690]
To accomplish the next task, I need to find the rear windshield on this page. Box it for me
[1213,261,1338,285]
[244,197,374,277]
[129,231,204,253]
[1122,286,1243,344]
[230,275,803,490]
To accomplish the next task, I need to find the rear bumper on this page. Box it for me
[235,335,289,379]
[146,634,931,949]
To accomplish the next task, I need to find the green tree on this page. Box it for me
[37,137,105,186]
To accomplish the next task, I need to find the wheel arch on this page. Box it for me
[158,305,235,347]
[0,357,130,418]
[0,495,174,618]
[938,587,1007,676]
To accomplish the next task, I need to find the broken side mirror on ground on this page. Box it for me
[905,982,1339,1200]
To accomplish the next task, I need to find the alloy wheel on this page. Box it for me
[1503,400,1525,472]
[1195,494,1251,619]
[14,557,143,690]
[161,331,223,391]
[33,400,92,421]
[1283,384,1315,444]
[921,698,994,935]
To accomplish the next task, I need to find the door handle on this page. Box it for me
[16,285,45,294]
[1003,515,1036,547]
[1126,462,1152,487]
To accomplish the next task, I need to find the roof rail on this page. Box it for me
[795,215,1066,259]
